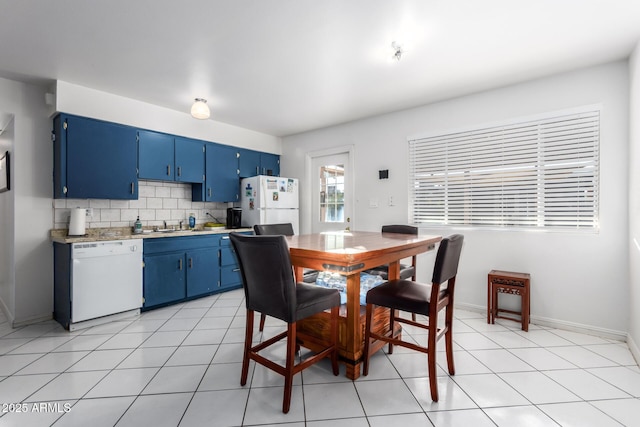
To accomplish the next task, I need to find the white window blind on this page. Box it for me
[409,108,600,230]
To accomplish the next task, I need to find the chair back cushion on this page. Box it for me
[381,225,418,235]
[230,233,297,322]
[432,234,464,285]
[254,223,295,236]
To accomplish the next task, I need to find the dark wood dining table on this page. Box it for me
[286,230,442,379]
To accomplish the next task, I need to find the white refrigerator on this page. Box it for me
[240,175,299,234]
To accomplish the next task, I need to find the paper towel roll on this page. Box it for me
[69,208,86,236]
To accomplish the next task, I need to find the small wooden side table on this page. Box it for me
[487,270,530,331]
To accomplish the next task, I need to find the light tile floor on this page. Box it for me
[0,289,639,426]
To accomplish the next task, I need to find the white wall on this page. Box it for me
[282,61,630,338]
[0,77,54,325]
[55,81,281,154]
[0,118,15,318]
[628,43,640,361]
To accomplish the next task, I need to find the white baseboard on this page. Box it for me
[0,296,14,325]
[12,313,54,328]
[0,292,55,329]
[627,334,640,366]
[455,302,485,315]
[455,302,627,342]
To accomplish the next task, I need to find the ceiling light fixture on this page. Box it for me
[391,41,403,61]
[190,98,210,120]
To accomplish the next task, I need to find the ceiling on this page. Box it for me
[1,0,640,137]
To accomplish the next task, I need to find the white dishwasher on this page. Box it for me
[71,239,143,324]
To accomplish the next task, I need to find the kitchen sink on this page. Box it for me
[153,229,176,233]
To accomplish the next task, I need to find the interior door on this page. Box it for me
[311,151,353,233]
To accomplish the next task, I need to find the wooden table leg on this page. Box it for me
[344,260,402,380]
[345,272,361,380]
[487,276,492,324]
[387,260,400,281]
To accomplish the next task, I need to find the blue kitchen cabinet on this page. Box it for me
[238,147,280,177]
[142,233,246,309]
[260,152,280,176]
[53,114,138,199]
[138,129,175,181]
[193,143,239,202]
[219,234,243,290]
[143,252,186,308]
[175,137,205,183]
[238,148,261,178]
[138,131,205,184]
[143,236,216,308]
[186,247,219,297]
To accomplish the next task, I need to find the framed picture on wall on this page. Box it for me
[0,151,10,193]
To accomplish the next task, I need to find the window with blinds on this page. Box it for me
[409,108,600,230]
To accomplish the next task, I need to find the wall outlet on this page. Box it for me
[388,196,394,206]
[86,208,93,217]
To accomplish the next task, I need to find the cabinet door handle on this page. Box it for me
[221,236,229,240]
[189,258,193,268]
[208,188,212,198]
[177,166,182,177]
[167,165,171,176]
[233,268,240,272]
[256,166,259,175]
[130,182,134,194]
[178,258,183,270]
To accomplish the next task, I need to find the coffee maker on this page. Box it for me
[226,207,242,229]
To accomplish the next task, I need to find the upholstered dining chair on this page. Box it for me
[253,223,319,331]
[365,224,419,320]
[362,234,464,402]
[365,224,418,281]
[229,233,340,413]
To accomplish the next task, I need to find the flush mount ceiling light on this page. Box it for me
[190,98,210,120]
[391,41,404,61]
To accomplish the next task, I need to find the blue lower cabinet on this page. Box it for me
[220,247,242,290]
[143,252,186,308]
[143,233,246,310]
[221,265,242,290]
[219,233,249,290]
[186,248,219,297]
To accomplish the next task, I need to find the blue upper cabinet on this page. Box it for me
[260,152,280,177]
[53,113,274,200]
[193,143,239,202]
[238,148,280,177]
[53,114,138,199]
[174,137,205,183]
[238,148,261,178]
[138,131,205,184]
[138,130,174,181]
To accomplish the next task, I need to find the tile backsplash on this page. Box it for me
[53,180,231,230]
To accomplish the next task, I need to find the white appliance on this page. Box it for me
[240,175,299,234]
[71,239,143,327]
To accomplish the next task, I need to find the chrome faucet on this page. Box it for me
[206,212,223,223]
[163,220,167,229]
[179,220,184,230]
